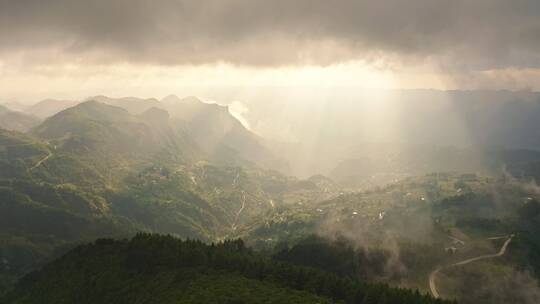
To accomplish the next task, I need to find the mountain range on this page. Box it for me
[2,95,287,172]
[2,92,540,303]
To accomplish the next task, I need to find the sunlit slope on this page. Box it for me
[32,101,199,163]
[57,95,291,173]
[0,100,328,244]
[27,101,200,187]
[165,96,289,172]
[107,162,334,241]
[0,117,334,294]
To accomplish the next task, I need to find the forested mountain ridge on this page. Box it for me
[2,234,452,304]
[31,100,200,172]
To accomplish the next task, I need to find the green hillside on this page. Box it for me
[0,105,335,296]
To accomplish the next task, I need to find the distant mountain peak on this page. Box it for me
[25,98,80,119]
[78,99,102,106]
[89,95,108,101]
[91,95,160,103]
[87,96,163,115]
[75,99,119,110]
[0,101,29,112]
[47,99,131,123]
[180,96,204,104]
[0,104,41,132]
[140,107,170,124]
[161,94,182,104]
[161,95,205,105]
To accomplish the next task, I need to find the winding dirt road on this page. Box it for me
[429,235,513,299]
[231,191,246,231]
[232,171,240,186]
[28,150,52,171]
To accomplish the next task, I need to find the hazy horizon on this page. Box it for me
[3,0,540,101]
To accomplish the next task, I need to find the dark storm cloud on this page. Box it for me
[1,0,540,69]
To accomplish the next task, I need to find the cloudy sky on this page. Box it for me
[2,0,540,101]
